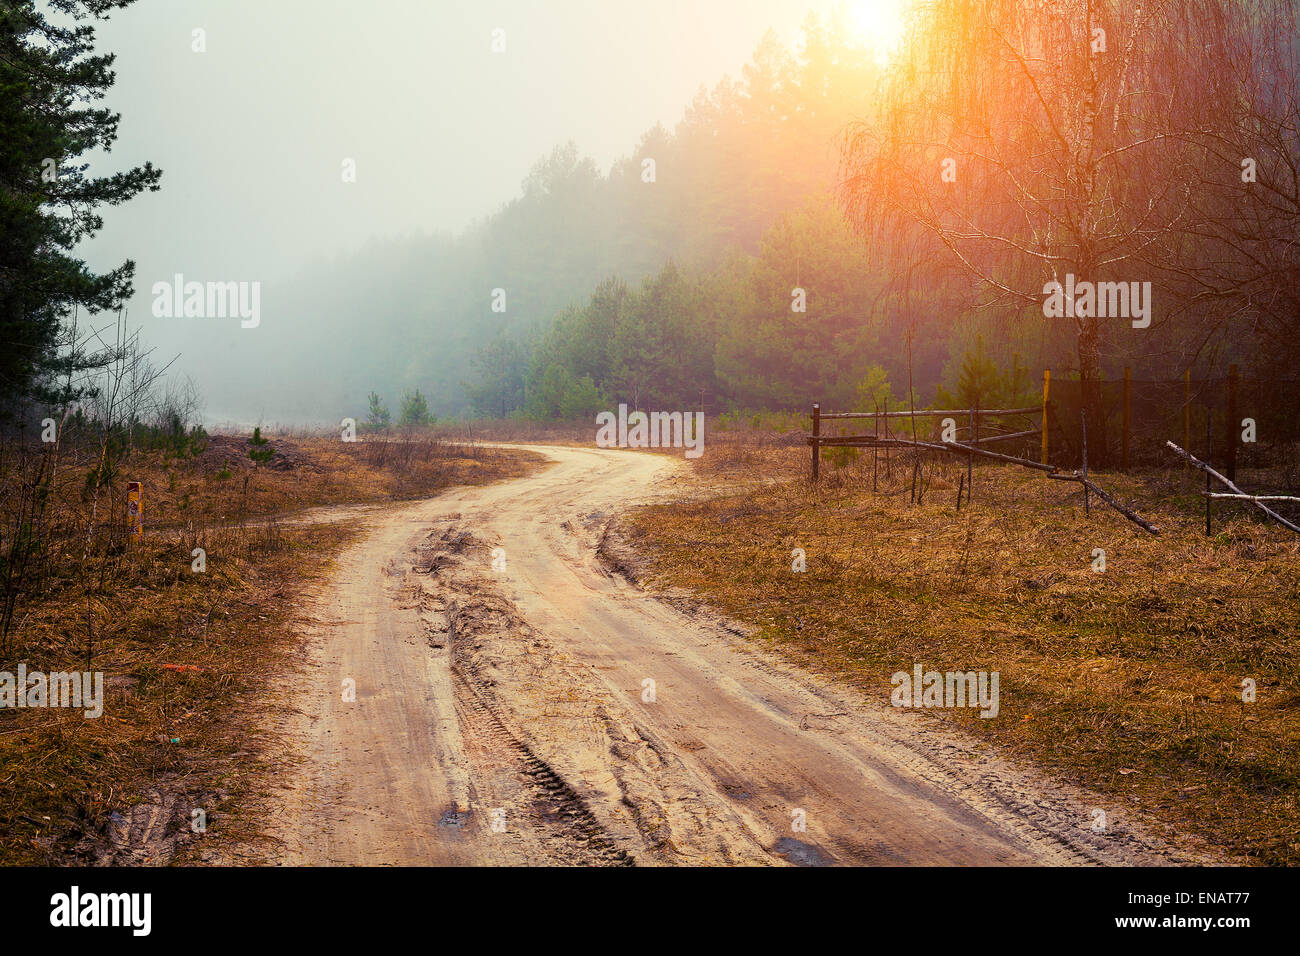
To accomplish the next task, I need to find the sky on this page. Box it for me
[78,0,851,361]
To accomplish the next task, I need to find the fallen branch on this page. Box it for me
[812,434,1057,471]
[1203,492,1300,503]
[939,440,1058,472]
[970,428,1041,446]
[1167,441,1300,534]
[1045,473,1161,535]
[811,430,1161,533]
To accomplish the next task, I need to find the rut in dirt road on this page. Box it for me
[261,444,1215,866]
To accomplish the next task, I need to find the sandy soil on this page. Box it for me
[251,444,1217,866]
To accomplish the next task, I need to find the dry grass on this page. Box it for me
[145,432,541,527]
[625,435,1300,865]
[0,433,542,864]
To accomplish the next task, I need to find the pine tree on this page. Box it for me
[398,390,434,427]
[0,0,162,414]
[248,426,274,465]
[365,392,391,431]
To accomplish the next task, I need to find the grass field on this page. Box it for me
[0,431,542,864]
[624,431,1300,864]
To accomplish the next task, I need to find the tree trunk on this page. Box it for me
[1077,311,1109,468]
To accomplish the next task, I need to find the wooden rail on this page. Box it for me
[1167,441,1300,535]
[811,428,1040,448]
[819,406,1040,420]
[806,400,1159,534]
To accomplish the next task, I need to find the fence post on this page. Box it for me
[884,395,891,478]
[1081,409,1090,516]
[1205,414,1213,536]
[873,402,879,492]
[968,405,975,504]
[1041,370,1051,465]
[1227,364,1239,483]
[1183,368,1192,476]
[811,402,820,483]
[1122,367,1131,472]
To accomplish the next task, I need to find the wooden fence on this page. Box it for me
[807,402,1045,482]
[809,365,1268,479]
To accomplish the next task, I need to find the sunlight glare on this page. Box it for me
[847,0,909,65]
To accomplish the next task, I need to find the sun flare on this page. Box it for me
[846,0,910,64]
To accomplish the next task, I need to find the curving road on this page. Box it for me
[259,444,1207,866]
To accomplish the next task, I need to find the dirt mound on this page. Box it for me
[195,434,310,473]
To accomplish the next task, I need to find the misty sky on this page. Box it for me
[75,0,846,415]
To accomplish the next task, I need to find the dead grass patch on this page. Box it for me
[625,439,1300,865]
[0,436,541,864]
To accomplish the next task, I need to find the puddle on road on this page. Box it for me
[773,837,834,867]
[439,808,469,829]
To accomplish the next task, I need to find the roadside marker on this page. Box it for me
[127,481,143,542]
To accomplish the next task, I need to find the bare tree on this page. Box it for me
[840,0,1265,462]
[1147,1,1300,371]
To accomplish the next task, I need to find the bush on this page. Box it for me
[365,392,391,431]
[398,390,435,427]
[248,427,274,465]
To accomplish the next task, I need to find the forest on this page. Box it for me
[7,3,1293,433]
[454,0,1300,437]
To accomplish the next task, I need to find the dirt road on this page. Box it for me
[260,444,1208,866]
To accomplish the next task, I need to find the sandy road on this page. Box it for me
[262,444,1207,866]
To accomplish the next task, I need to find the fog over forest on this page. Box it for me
[76,0,859,424]
[21,0,1300,444]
